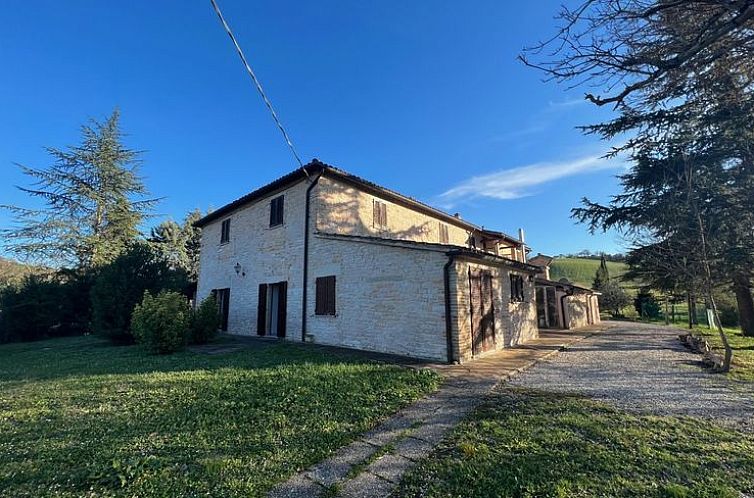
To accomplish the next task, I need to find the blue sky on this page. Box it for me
[0,0,626,259]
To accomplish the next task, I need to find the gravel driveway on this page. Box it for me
[510,322,754,431]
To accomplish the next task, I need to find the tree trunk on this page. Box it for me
[664,297,670,325]
[687,294,693,330]
[709,294,733,372]
[733,273,754,337]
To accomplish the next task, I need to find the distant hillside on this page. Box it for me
[0,257,43,288]
[549,257,629,289]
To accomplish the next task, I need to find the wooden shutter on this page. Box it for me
[269,198,277,227]
[439,223,449,244]
[277,281,287,338]
[326,276,335,314]
[220,289,230,331]
[221,219,230,243]
[270,196,284,226]
[380,202,387,227]
[373,200,380,227]
[315,277,324,315]
[257,284,267,335]
[315,276,336,315]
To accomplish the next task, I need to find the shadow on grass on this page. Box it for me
[0,336,439,497]
[396,387,754,498]
[0,335,390,382]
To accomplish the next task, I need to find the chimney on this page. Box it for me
[518,228,525,243]
[453,213,461,218]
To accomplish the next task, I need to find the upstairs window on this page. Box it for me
[510,274,525,303]
[270,195,284,227]
[373,199,388,228]
[220,219,231,244]
[439,223,449,244]
[315,276,336,315]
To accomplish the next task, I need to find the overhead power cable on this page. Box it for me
[209,0,310,178]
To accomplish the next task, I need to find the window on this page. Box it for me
[439,223,449,244]
[212,288,230,331]
[270,195,284,227]
[315,275,336,315]
[373,199,387,228]
[510,274,525,303]
[220,219,231,244]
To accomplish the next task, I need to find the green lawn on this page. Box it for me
[0,335,439,497]
[396,388,754,498]
[698,327,754,382]
[549,257,629,288]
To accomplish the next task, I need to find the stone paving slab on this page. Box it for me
[338,472,394,498]
[366,454,413,483]
[306,441,378,486]
[393,436,436,462]
[267,325,608,498]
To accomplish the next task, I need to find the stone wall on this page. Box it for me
[450,257,538,363]
[565,292,601,329]
[195,172,539,363]
[196,180,309,339]
[306,234,449,361]
[314,175,478,247]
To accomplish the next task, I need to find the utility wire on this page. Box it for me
[209,0,310,178]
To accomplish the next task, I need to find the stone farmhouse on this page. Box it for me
[528,254,601,330]
[195,159,598,363]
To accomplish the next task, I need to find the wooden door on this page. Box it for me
[470,269,495,356]
[256,282,287,337]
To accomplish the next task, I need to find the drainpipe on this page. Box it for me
[301,171,323,342]
[443,254,457,364]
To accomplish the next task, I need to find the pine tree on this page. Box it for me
[593,254,610,290]
[149,209,203,280]
[1,110,157,268]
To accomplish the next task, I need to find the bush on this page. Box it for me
[0,271,92,343]
[91,243,188,344]
[131,290,190,354]
[634,288,661,319]
[598,281,632,318]
[190,295,220,344]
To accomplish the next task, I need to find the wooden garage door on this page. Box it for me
[469,268,495,356]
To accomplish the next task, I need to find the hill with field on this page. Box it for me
[548,257,629,289]
[0,257,43,288]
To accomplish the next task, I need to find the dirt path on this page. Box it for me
[511,322,754,431]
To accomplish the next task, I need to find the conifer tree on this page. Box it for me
[1,110,157,268]
[593,254,610,290]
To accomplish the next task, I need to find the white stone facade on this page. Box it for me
[196,164,539,362]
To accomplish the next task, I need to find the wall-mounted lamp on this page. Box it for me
[234,262,245,277]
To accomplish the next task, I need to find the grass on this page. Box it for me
[396,387,754,498]
[0,335,439,497]
[549,257,629,288]
[694,326,754,382]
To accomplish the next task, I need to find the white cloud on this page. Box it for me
[547,97,586,109]
[438,154,623,207]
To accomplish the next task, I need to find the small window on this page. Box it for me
[315,275,336,315]
[373,199,387,228]
[270,195,284,227]
[220,219,231,244]
[439,223,449,244]
[510,274,525,303]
